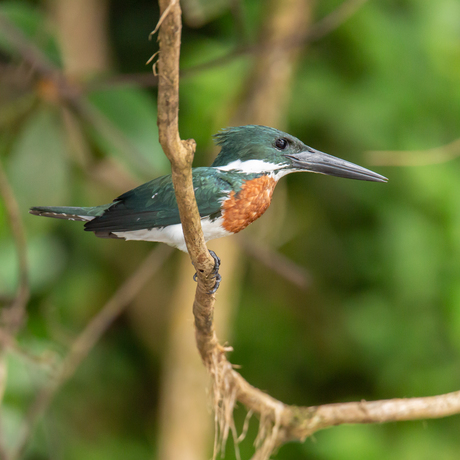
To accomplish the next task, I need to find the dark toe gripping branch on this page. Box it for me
[193,250,221,294]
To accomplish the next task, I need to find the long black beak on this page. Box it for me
[285,148,387,182]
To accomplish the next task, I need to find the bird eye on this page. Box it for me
[275,138,289,150]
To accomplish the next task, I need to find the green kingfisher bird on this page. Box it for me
[30,125,386,276]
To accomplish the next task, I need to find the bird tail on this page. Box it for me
[29,204,112,222]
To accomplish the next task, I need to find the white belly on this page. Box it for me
[112,216,232,252]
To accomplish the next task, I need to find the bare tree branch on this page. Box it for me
[367,138,460,166]
[156,1,210,266]
[297,390,460,432]
[155,0,220,360]
[227,372,460,445]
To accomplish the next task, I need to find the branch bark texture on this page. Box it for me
[157,0,209,267]
[156,0,220,366]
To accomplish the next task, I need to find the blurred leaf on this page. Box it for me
[0,235,66,295]
[182,0,230,27]
[7,105,70,215]
[0,1,61,66]
[86,87,168,177]
[1,402,23,451]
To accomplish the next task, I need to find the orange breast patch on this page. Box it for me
[222,176,277,234]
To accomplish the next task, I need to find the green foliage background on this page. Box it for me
[1,0,460,458]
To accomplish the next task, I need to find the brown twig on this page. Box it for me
[156,1,208,263]
[155,0,218,340]
[154,6,235,457]
[11,245,173,460]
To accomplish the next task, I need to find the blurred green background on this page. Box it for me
[1,0,460,459]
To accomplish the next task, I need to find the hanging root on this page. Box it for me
[208,345,239,460]
[207,345,285,460]
[252,404,283,460]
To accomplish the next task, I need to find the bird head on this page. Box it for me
[211,125,387,182]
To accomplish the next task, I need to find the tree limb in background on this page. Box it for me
[155,2,460,460]
[155,0,219,332]
[367,137,460,166]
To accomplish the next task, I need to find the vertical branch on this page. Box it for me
[156,0,214,275]
[51,0,111,78]
[155,1,220,370]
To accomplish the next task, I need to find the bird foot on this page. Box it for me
[208,250,221,293]
[193,250,221,294]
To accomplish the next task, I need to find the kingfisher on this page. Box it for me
[30,125,387,288]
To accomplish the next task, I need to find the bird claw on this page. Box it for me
[193,250,221,294]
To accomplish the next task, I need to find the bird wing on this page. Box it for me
[84,168,232,234]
